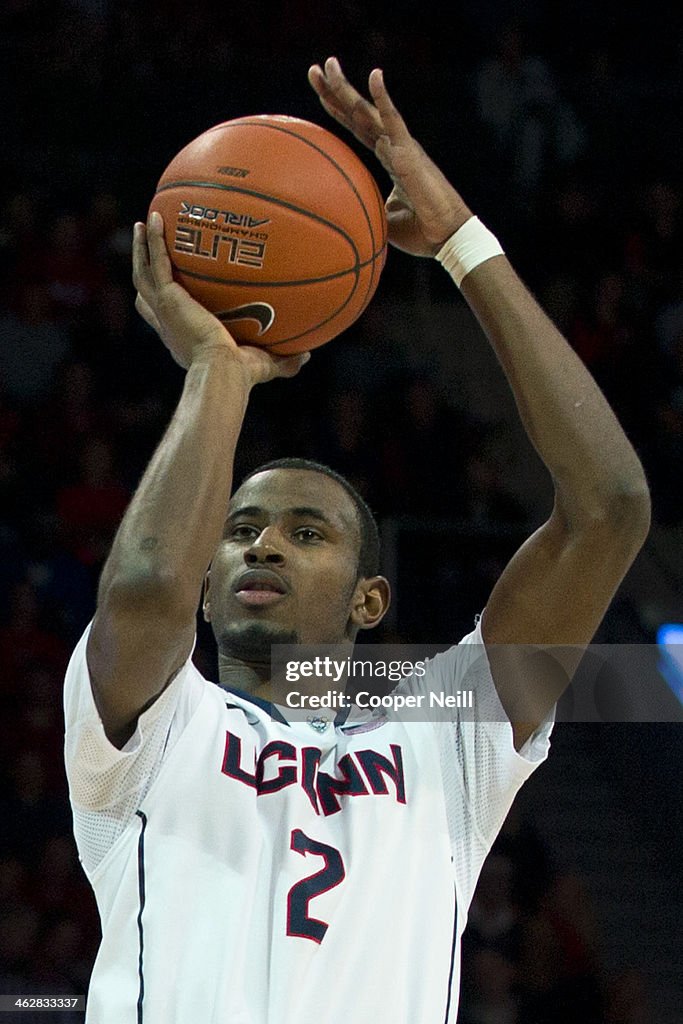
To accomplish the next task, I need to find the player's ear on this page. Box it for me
[202,570,211,622]
[350,576,391,631]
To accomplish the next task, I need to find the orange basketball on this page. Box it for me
[148,116,388,355]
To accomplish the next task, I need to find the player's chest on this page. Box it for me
[147,714,444,845]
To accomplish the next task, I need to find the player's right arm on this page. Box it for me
[87,213,307,747]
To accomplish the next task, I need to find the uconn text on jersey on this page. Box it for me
[221,730,407,816]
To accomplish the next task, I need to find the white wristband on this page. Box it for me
[435,216,504,287]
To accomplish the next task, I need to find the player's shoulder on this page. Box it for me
[65,618,219,731]
[403,616,488,687]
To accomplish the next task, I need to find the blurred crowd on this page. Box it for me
[458,807,652,1024]
[1,1,680,1020]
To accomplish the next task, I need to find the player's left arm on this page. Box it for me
[309,59,651,749]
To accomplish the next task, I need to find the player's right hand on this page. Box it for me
[132,212,309,386]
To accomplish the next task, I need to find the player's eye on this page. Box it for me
[230,524,261,541]
[294,527,323,543]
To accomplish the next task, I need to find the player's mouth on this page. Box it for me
[233,569,288,607]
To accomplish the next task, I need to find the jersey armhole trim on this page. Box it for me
[135,810,147,1024]
[442,881,459,1024]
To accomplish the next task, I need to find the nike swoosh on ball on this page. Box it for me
[217,302,275,335]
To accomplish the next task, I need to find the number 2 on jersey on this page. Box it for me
[286,829,345,943]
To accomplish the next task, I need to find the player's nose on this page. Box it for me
[244,527,285,566]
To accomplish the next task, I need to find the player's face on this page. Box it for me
[205,469,384,663]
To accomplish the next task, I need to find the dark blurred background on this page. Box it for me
[0,0,681,1021]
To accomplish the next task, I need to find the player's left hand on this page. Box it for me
[308,57,472,256]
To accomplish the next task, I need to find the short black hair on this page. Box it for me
[238,458,380,578]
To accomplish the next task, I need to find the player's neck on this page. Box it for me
[218,654,270,696]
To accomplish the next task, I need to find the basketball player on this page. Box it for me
[63,59,650,1023]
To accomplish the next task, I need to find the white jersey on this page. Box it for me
[64,620,551,1024]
